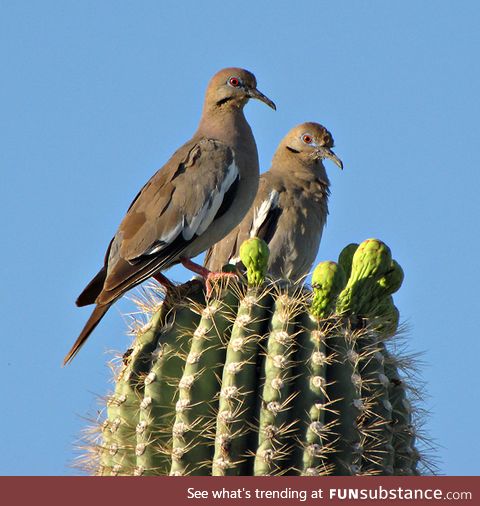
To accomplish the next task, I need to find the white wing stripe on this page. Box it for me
[250,189,279,238]
[144,220,183,255]
[185,160,239,238]
[143,159,239,255]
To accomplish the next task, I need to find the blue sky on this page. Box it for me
[1,1,479,475]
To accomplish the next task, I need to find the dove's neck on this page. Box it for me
[197,103,254,147]
[270,148,329,187]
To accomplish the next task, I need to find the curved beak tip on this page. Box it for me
[249,88,276,110]
[332,156,343,170]
[316,147,343,170]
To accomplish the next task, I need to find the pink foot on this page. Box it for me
[180,258,211,278]
[205,271,239,297]
[152,272,175,290]
[180,258,238,297]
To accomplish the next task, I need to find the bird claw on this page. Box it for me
[205,271,239,297]
[179,257,239,297]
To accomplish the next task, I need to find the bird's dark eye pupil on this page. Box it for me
[303,135,312,143]
[229,77,240,87]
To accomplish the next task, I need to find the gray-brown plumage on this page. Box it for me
[204,122,342,280]
[65,67,275,365]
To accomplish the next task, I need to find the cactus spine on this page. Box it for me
[82,238,430,476]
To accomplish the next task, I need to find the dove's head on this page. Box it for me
[205,67,276,111]
[281,122,343,170]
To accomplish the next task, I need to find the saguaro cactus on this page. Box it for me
[80,239,431,476]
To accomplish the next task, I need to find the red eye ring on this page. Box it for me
[302,134,313,144]
[228,76,240,87]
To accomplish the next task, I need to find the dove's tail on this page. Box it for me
[76,267,107,307]
[64,303,111,365]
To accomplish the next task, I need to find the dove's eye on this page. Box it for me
[228,77,241,87]
[302,134,313,144]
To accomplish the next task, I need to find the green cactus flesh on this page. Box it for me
[311,261,347,318]
[137,283,205,476]
[254,290,301,476]
[337,238,394,316]
[170,281,239,475]
[239,237,270,287]
[84,239,429,476]
[338,243,359,280]
[213,287,273,475]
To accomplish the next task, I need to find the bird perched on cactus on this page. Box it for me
[65,67,275,365]
[204,122,343,280]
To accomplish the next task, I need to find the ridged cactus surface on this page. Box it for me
[81,239,430,476]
